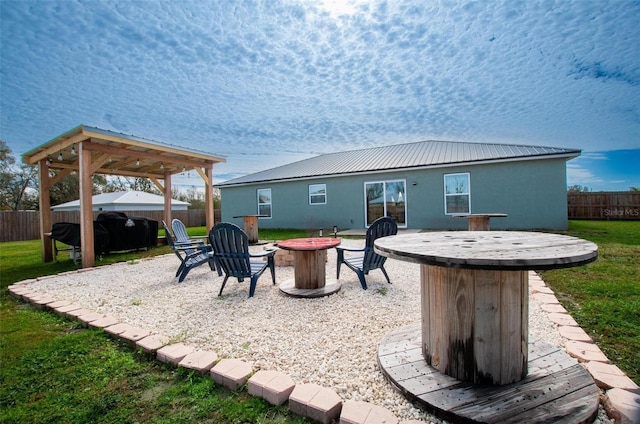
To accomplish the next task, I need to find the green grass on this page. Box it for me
[0,303,307,423]
[0,228,309,424]
[540,221,640,384]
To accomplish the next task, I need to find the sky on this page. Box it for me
[1,0,639,192]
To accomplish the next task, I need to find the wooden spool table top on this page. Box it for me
[277,237,341,251]
[374,231,598,270]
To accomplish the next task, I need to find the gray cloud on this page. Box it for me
[1,0,638,183]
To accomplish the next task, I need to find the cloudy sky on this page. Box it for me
[1,0,638,191]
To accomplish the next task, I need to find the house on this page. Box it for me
[51,191,190,212]
[216,140,580,231]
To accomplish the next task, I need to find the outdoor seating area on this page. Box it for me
[122,219,609,421]
[15,218,632,422]
[15,220,624,423]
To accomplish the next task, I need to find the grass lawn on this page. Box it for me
[0,222,637,422]
[1,228,310,424]
[541,220,639,385]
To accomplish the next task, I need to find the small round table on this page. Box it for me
[233,215,267,244]
[277,238,342,298]
[453,213,507,230]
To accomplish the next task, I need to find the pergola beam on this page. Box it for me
[27,132,90,164]
[83,140,216,170]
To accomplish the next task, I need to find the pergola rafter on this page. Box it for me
[22,124,226,268]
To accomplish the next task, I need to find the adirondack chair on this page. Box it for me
[162,220,216,282]
[336,216,398,289]
[208,222,276,298]
[172,218,204,245]
[172,218,221,276]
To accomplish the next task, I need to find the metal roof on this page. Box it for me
[217,140,580,187]
[51,191,190,210]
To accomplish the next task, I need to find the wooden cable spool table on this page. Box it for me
[374,231,600,423]
[232,215,267,244]
[277,237,342,298]
[453,213,507,231]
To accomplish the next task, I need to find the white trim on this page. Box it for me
[309,183,327,205]
[364,179,407,228]
[443,173,471,215]
[257,188,272,219]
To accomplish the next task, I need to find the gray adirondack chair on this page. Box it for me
[172,219,200,244]
[162,220,216,282]
[336,216,398,289]
[208,222,276,298]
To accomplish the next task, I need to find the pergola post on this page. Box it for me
[38,159,53,262]
[163,170,172,226]
[79,142,95,268]
[204,166,214,231]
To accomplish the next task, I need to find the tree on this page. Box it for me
[103,176,161,194]
[172,186,221,209]
[567,185,590,193]
[49,172,108,206]
[0,140,39,210]
[630,186,639,192]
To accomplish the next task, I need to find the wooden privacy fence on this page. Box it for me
[0,209,221,242]
[568,192,640,220]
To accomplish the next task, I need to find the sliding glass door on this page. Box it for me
[365,180,406,227]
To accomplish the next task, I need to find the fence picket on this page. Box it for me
[567,192,640,220]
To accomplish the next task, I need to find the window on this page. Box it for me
[257,188,272,218]
[309,184,326,205]
[444,173,470,214]
[365,180,406,226]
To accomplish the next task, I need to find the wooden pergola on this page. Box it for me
[22,124,226,268]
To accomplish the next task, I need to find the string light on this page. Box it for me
[136,159,140,166]
[160,162,164,170]
[71,145,76,155]
[45,157,52,166]
[57,152,63,161]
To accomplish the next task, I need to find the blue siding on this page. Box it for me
[221,157,570,231]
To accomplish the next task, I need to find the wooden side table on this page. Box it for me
[453,213,507,230]
[277,238,341,298]
[233,215,267,244]
[373,231,600,422]
[375,231,597,384]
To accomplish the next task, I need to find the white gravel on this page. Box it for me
[26,239,601,423]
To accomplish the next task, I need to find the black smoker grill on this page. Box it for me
[50,212,158,263]
[50,222,110,264]
[96,212,158,252]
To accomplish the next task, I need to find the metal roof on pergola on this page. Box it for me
[22,124,226,267]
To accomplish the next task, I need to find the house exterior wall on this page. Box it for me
[220,157,570,231]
